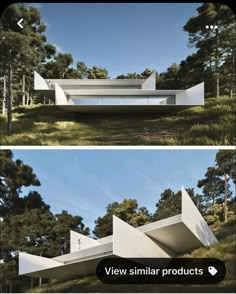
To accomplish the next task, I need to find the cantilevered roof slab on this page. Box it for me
[20,254,115,280]
[18,187,216,280]
[34,71,204,110]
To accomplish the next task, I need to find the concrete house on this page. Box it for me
[19,187,217,280]
[34,71,204,112]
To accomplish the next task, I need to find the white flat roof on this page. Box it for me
[45,78,145,86]
[65,89,183,96]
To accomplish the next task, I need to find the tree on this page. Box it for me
[0,4,56,131]
[87,66,109,79]
[153,189,181,221]
[183,3,236,97]
[0,260,18,293]
[160,63,181,89]
[93,198,151,238]
[76,61,88,78]
[41,53,77,79]
[0,150,41,217]
[215,150,236,221]
[197,167,225,206]
[53,210,90,254]
[0,150,92,291]
[23,191,50,211]
[116,68,153,79]
[197,150,235,222]
[153,188,201,221]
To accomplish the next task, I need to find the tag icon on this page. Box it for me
[208,266,218,276]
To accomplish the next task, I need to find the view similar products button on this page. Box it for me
[96,258,226,284]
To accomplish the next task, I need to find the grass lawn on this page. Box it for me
[0,96,235,145]
[28,216,236,293]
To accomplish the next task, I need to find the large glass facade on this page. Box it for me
[69,96,176,105]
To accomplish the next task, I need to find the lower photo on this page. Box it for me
[0,149,235,293]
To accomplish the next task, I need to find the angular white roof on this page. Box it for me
[19,187,216,279]
[34,71,204,109]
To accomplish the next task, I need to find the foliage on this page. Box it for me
[183,3,236,97]
[152,188,204,221]
[197,167,225,205]
[93,198,152,238]
[0,150,42,217]
[0,152,90,292]
[0,3,56,108]
[198,150,236,222]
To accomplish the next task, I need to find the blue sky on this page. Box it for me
[30,3,200,78]
[13,149,221,231]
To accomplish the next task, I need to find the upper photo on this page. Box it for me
[0,3,235,146]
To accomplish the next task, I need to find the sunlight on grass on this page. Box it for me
[1,96,235,145]
[54,121,76,129]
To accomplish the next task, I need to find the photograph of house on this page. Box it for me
[0,2,235,294]
[34,71,204,112]
[19,188,217,280]
[0,149,235,292]
[0,3,235,145]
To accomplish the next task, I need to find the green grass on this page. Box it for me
[29,216,236,293]
[0,96,235,145]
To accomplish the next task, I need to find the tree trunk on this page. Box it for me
[2,75,6,115]
[224,174,228,222]
[215,28,220,98]
[7,49,13,134]
[22,74,25,106]
[216,73,219,98]
[26,91,30,106]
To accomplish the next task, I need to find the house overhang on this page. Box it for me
[34,71,204,110]
[18,187,216,280]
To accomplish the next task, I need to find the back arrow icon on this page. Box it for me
[17,18,24,29]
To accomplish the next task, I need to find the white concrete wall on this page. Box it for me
[176,83,204,105]
[19,252,62,275]
[34,71,49,90]
[181,187,218,246]
[141,71,156,90]
[97,235,113,244]
[53,242,112,263]
[70,230,100,252]
[112,215,171,258]
[55,82,68,105]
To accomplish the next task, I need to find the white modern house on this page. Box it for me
[19,187,217,280]
[34,71,204,112]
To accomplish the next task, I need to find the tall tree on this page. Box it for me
[0,4,56,131]
[197,167,225,206]
[183,3,236,97]
[153,189,181,221]
[0,150,41,217]
[215,150,236,222]
[153,188,201,221]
